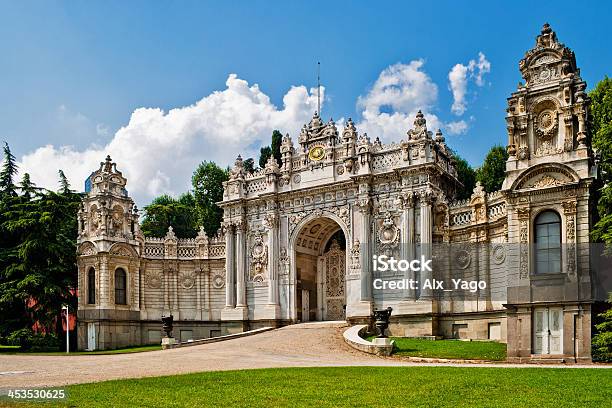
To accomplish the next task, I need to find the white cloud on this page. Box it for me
[449,63,469,115]
[356,59,468,139]
[356,60,444,141]
[18,74,321,205]
[446,120,469,135]
[448,52,491,116]
[469,52,491,87]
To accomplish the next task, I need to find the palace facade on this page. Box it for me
[77,25,599,362]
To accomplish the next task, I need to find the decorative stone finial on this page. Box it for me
[165,225,177,240]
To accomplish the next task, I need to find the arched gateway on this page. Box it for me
[77,25,599,364]
[291,216,348,321]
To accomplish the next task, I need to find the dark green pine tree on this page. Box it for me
[453,154,477,201]
[271,129,283,166]
[0,142,18,197]
[259,146,272,168]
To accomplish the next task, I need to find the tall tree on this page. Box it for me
[0,142,18,196]
[192,161,228,237]
[453,154,477,201]
[58,170,71,194]
[140,193,198,238]
[0,169,80,341]
[259,146,272,168]
[476,145,509,193]
[243,157,255,174]
[271,129,283,166]
[19,173,37,200]
[590,77,612,246]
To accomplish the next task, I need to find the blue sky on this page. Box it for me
[0,1,610,205]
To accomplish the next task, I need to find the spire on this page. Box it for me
[317,61,321,116]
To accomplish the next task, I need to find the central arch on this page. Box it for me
[289,214,349,322]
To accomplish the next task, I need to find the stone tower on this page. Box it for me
[504,23,593,188]
[502,24,597,362]
[76,156,143,350]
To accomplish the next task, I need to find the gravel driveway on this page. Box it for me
[0,322,606,388]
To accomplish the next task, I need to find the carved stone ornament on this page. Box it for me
[180,270,196,289]
[212,272,225,289]
[455,249,471,269]
[250,233,268,281]
[350,240,361,270]
[526,174,565,189]
[145,270,162,289]
[378,216,399,244]
[536,110,558,140]
[492,244,506,265]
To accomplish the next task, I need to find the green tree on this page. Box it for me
[592,293,612,362]
[140,193,198,238]
[476,145,509,193]
[58,170,71,194]
[243,157,255,174]
[590,77,612,245]
[0,164,80,343]
[259,146,272,168]
[192,161,228,237]
[0,142,18,197]
[453,154,477,200]
[271,129,283,166]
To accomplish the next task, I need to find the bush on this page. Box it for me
[592,294,612,362]
[7,328,60,351]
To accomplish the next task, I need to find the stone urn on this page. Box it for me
[373,307,393,338]
[161,314,174,338]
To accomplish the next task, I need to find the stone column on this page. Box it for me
[401,193,415,300]
[266,214,280,305]
[134,264,141,312]
[236,221,247,308]
[357,198,372,302]
[419,190,433,299]
[224,223,236,308]
[99,255,109,307]
[163,265,169,312]
[196,265,202,320]
[172,267,179,315]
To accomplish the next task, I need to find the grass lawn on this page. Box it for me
[0,344,161,355]
[387,337,507,360]
[2,367,610,407]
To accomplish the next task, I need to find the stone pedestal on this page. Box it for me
[161,337,177,350]
[372,337,392,346]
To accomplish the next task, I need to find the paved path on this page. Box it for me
[0,322,608,388]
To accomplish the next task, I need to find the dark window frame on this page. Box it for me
[87,267,96,304]
[534,210,562,274]
[115,268,127,305]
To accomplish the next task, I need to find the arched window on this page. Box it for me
[115,268,127,305]
[535,211,561,274]
[87,267,96,304]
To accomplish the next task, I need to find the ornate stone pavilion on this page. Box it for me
[77,25,598,362]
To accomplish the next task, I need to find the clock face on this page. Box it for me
[308,146,325,161]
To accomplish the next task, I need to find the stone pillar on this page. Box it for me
[357,198,372,302]
[134,265,141,312]
[196,266,202,320]
[224,223,236,308]
[419,190,433,299]
[266,214,280,306]
[236,221,247,308]
[99,255,109,307]
[172,268,179,316]
[400,193,415,300]
[139,260,147,316]
[163,267,169,312]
